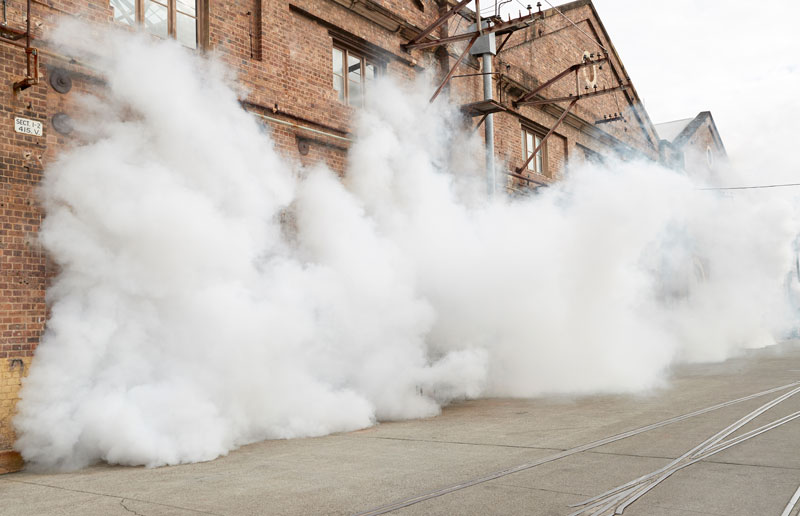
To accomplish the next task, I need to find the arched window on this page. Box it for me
[110,0,207,49]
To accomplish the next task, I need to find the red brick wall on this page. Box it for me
[0,0,668,468]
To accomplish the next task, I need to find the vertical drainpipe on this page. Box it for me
[470,21,497,198]
[482,53,495,197]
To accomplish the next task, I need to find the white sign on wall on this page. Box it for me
[14,117,43,136]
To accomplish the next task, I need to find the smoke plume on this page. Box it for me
[14,24,799,470]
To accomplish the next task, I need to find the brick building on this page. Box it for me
[0,0,724,472]
[656,111,728,183]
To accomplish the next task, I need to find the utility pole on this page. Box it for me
[470,21,497,197]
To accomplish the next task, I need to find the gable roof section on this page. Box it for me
[496,0,660,155]
[553,0,661,147]
[657,111,727,157]
[655,118,693,142]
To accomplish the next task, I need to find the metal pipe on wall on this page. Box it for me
[482,52,495,197]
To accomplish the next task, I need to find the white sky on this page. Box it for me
[471,0,800,179]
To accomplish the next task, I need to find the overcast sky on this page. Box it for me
[473,0,800,181]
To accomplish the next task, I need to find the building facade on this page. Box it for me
[0,0,721,472]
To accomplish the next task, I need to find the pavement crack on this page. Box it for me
[490,482,588,497]
[585,449,676,460]
[357,435,566,451]
[120,499,147,516]
[700,458,800,471]
[0,478,224,516]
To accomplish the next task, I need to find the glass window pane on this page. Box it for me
[526,132,534,170]
[365,62,376,82]
[333,75,344,102]
[144,0,168,39]
[332,48,343,77]
[348,54,362,106]
[176,0,196,16]
[333,48,344,102]
[535,135,543,173]
[111,0,135,26]
[177,12,197,49]
[349,79,362,107]
[347,54,361,82]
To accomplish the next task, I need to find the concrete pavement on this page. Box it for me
[2,341,800,515]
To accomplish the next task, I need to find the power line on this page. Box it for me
[542,0,607,52]
[698,183,800,191]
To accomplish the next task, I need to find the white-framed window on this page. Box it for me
[522,127,546,175]
[111,0,204,49]
[332,46,377,107]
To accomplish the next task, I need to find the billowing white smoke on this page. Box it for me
[14,25,799,470]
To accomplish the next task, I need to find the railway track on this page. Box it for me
[353,381,800,516]
[570,383,800,515]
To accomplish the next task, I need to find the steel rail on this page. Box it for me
[613,411,800,515]
[571,411,800,515]
[781,484,800,516]
[351,381,800,516]
[572,384,800,509]
[566,487,635,516]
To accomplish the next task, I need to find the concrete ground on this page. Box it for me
[3,342,800,516]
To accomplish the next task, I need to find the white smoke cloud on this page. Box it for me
[14,23,800,470]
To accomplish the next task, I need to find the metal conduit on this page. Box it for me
[248,111,353,143]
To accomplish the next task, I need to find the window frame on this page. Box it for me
[111,0,208,50]
[332,44,378,108]
[521,126,548,176]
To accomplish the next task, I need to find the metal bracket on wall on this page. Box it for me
[516,97,577,173]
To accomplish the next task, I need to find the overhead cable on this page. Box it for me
[542,0,608,52]
[698,183,800,191]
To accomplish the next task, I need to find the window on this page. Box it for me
[522,127,546,175]
[111,0,203,49]
[332,46,376,107]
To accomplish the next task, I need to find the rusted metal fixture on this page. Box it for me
[499,168,549,187]
[595,112,624,125]
[475,0,482,35]
[49,67,72,93]
[403,0,470,49]
[51,112,73,135]
[460,99,506,116]
[518,83,630,107]
[473,113,488,132]
[13,46,39,92]
[516,97,577,173]
[429,34,478,103]
[451,71,502,78]
[496,32,513,53]
[0,14,26,44]
[9,0,39,92]
[513,56,609,106]
[405,10,539,51]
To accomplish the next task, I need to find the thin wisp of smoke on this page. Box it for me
[14,24,800,471]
